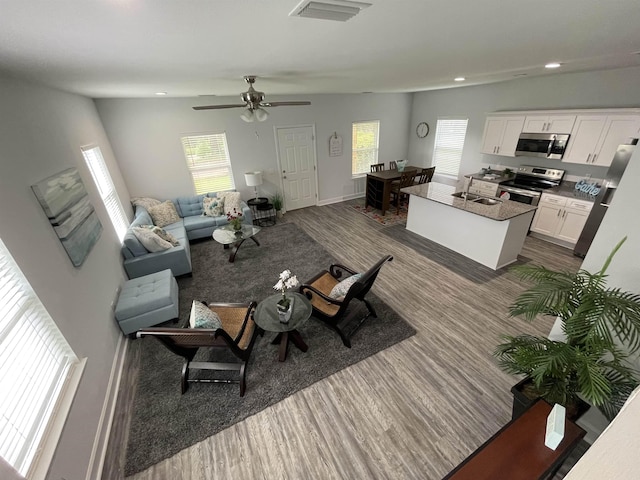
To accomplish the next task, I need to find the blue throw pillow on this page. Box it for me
[189,300,222,329]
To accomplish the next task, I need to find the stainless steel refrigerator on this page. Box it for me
[574,138,638,257]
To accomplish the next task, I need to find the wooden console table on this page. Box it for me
[444,400,586,480]
[365,166,418,215]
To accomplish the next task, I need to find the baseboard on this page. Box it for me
[85,335,128,480]
[317,192,364,206]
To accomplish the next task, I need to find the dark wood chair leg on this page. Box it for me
[239,362,247,397]
[181,360,189,394]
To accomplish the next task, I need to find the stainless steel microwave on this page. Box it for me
[515,133,570,159]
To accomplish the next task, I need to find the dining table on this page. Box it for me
[365,165,419,215]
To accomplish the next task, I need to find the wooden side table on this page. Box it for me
[444,399,586,480]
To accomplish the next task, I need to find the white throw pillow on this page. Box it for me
[131,197,162,211]
[329,273,362,300]
[202,196,225,217]
[148,200,181,227]
[189,300,222,329]
[132,226,173,252]
[216,191,242,216]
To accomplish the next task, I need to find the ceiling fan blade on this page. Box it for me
[192,104,247,111]
[261,101,311,107]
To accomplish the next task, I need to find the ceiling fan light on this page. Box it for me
[255,108,269,122]
[240,109,254,122]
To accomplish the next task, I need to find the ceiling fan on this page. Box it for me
[193,75,311,122]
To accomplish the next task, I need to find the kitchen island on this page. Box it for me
[401,182,537,270]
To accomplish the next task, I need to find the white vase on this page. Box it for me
[397,159,407,172]
[277,295,295,323]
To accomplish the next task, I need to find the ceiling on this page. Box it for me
[1,0,640,99]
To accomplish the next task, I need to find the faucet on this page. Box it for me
[463,176,473,207]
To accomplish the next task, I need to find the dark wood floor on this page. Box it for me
[106,200,584,479]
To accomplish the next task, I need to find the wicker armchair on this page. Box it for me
[299,255,393,347]
[137,301,258,396]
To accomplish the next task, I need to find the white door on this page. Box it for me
[276,126,317,211]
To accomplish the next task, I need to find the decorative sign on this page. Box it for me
[329,132,343,157]
[545,403,566,450]
[574,179,601,196]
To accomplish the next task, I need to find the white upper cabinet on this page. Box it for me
[523,115,576,134]
[480,115,525,157]
[563,114,640,166]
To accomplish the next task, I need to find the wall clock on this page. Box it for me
[416,122,430,138]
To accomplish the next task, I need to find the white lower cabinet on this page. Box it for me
[530,194,593,245]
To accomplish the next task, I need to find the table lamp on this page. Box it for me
[244,171,263,200]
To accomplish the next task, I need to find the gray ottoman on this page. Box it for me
[115,269,179,335]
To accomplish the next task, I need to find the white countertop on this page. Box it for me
[401,182,537,221]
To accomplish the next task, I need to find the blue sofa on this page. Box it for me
[121,192,253,279]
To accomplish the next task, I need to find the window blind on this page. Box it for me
[82,146,129,241]
[352,120,380,175]
[181,133,235,194]
[0,240,78,476]
[432,118,469,176]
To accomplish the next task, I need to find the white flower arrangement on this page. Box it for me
[273,269,299,294]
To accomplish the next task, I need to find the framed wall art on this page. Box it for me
[32,167,102,267]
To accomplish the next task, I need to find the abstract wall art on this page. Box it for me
[32,167,102,267]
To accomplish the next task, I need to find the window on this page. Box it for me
[432,118,469,177]
[352,120,380,175]
[0,239,81,477]
[181,133,235,194]
[81,145,129,241]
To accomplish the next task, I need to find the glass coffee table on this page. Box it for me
[212,224,261,263]
[254,292,312,362]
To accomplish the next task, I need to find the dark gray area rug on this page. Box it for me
[125,222,416,476]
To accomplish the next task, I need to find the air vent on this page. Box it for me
[289,0,371,22]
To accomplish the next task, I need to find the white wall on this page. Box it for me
[408,65,640,180]
[561,146,640,478]
[94,93,413,204]
[0,75,128,480]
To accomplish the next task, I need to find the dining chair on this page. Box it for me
[370,163,385,172]
[390,170,417,213]
[389,160,397,170]
[415,166,436,184]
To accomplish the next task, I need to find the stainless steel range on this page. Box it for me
[497,166,565,205]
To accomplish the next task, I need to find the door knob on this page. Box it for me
[283,175,287,179]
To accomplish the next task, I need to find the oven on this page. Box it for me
[497,166,566,206]
[497,185,541,205]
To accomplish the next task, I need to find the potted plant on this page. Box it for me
[271,191,284,218]
[494,237,640,421]
[273,269,299,323]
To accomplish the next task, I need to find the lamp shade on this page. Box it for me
[244,171,263,187]
[240,109,254,122]
[254,107,269,122]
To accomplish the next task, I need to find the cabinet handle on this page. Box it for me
[591,153,597,164]
[557,209,561,217]
[543,122,548,131]
[586,154,591,163]
[496,146,500,154]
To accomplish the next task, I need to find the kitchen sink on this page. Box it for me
[473,197,501,205]
[451,192,501,205]
[451,192,481,200]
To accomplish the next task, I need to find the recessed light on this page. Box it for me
[454,77,465,82]
[545,63,561,69]
[155,92,167,96]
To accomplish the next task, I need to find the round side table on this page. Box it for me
[254,292,312,362]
